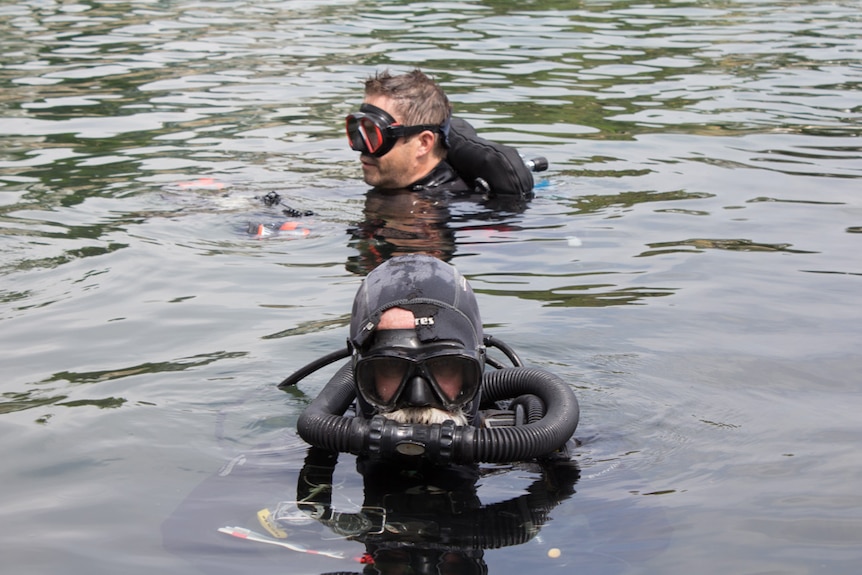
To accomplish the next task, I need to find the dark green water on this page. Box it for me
[1,1,860,573]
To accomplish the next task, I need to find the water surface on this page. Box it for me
[1,1,860,573]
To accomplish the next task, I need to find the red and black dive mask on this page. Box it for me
[346,103,450,158]
[354,329,482,413]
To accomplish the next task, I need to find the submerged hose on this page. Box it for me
[296,365,579,464]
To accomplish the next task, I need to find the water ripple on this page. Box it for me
[1,3,861,573]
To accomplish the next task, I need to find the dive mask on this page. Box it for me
[354,329,482,413]
[346,103,449,158]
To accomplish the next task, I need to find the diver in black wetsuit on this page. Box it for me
[347,69,467,194]
[346,69,538,202]
[161,256,671,574]
[161,254,582,574]
[253,69,543,246]
[341,69,541,271]
[289,253,580,465]
[281,253,582,573]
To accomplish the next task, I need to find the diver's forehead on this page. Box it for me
[377,307,415,330]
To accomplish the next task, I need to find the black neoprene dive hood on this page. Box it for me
[348,254,486,422]
[349,253,483,353]
[289,254,580,464]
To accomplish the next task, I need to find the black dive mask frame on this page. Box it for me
[353,329,483,413]
[278,334,522,391]
[346,103,450,158]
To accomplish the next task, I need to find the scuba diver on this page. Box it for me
[162,254,582,574]
[273,253,582,573]
[347,68,461,193]
[162,256,669,573]
[341,69,547,270]
[249,68,546,239]
[285,253,580,465]
[346,68,543,204]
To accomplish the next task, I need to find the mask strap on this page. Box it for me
[359,103,397,126]
[358,103,450,147]
[439,115,451,148]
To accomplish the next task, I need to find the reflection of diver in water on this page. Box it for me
[284,446,580,575]
[346,187,537,276]
[347,188,457,274]
[160,437,581,575]
[161,434,669,575]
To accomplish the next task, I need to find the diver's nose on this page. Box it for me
[403,376,434,407]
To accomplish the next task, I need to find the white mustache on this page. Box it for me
[381,407,468,426]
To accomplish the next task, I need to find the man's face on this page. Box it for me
[358,94,423,190]
[361,308,473,426]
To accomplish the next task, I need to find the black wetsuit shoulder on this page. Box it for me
[406,160,473,195]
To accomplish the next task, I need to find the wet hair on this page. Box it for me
[364,69,452,153]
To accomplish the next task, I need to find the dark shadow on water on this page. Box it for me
[475,281,677,308]
[0,351,247,415]
[638,238,818,257]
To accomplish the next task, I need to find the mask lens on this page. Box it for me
[345,115,363,151]
[359,117,385,153]
[356,356,410,406]
[356,353,481,411]
[345,113,389,155]
[425,356,480,403]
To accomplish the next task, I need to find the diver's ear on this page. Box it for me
[414,128,438,156]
